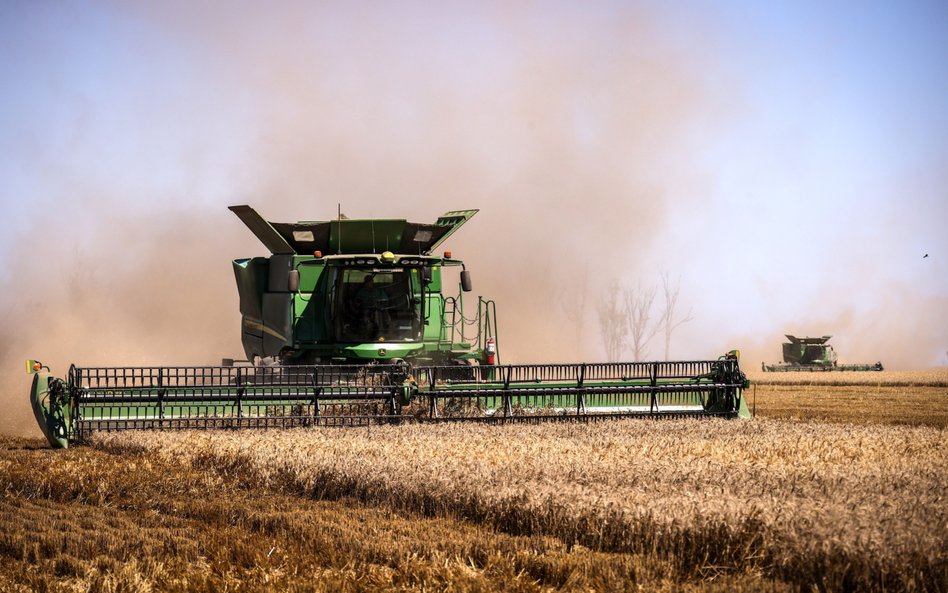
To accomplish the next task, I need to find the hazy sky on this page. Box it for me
[1,0,946,384]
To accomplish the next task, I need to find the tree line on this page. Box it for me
[596,272,693,362]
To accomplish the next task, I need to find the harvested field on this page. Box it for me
[746,369,948,387]
[745,370,948,427]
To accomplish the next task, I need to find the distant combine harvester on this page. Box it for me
[762,335,883,372]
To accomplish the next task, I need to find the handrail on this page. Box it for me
[478,298,499,362]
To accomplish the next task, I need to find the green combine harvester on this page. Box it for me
[29,206,750,448]
[761,335,883,372]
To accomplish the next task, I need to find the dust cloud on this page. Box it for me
[0,213,244,435]
[0,2,722,436]
[734,289,948,372]
[3,3,944,437]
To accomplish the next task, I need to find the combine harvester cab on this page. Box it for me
[29,206,751,449]
[227,205,495,366]
[761,335,883,372]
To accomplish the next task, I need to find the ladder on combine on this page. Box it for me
[441,297,498,357]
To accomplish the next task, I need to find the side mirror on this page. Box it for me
[460,270,473,292]
[287,269,300,292]
[421,267,432,284]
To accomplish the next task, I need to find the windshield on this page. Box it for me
[334,268,423,342]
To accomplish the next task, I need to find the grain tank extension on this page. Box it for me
[28,205,750,448]
[762,335,883,372]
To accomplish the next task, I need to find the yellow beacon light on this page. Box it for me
[381,251,395,263]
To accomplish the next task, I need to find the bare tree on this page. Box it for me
[596,280,626,362]
[555,269,588,345]
[659,272,694,360]
[624,283,660,361]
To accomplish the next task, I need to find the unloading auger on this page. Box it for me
[28,206,750,448]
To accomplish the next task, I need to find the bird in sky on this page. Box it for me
[923,254,929,258]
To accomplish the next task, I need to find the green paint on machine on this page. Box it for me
[228,205,494,365]
[27,207,750,448]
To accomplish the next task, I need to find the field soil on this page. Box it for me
[2,373,946,593]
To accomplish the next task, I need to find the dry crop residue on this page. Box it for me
[745,370,948,427]
[746,368,948,387]
[97,418,948,592]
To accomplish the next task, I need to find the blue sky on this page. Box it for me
[0,0,945,368]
